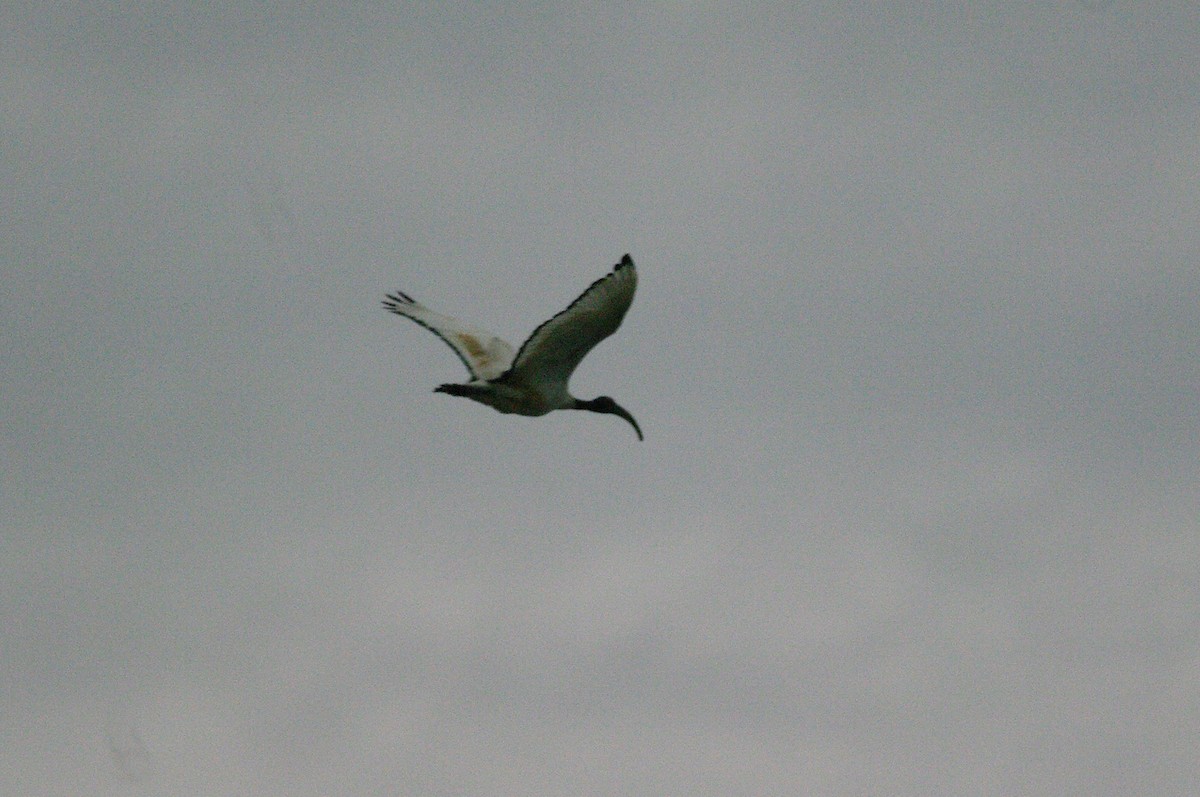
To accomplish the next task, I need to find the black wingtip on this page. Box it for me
[382,291,417,313]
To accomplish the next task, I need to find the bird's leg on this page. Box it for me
[434,383,487,398]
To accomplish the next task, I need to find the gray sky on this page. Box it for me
[4,3,1199,795]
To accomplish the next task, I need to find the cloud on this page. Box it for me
[3,3,1198,794]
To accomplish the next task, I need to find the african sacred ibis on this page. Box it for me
[383,254,643,440]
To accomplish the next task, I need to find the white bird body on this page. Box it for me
[445,378,561,416]
[383,254,642,439]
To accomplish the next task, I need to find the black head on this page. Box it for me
[576,396,643,441]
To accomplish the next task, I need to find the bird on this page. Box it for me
[383,253,643,440]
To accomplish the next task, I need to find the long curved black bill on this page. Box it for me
[609,402,643,441]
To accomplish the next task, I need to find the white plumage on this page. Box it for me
[383,254,643,440]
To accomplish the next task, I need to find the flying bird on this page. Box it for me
[383,254,643,440]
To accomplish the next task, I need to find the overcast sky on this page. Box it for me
[4,3,1199,795]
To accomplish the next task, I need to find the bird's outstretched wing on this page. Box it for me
[500,254,638,388]
[382,291,516,381]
